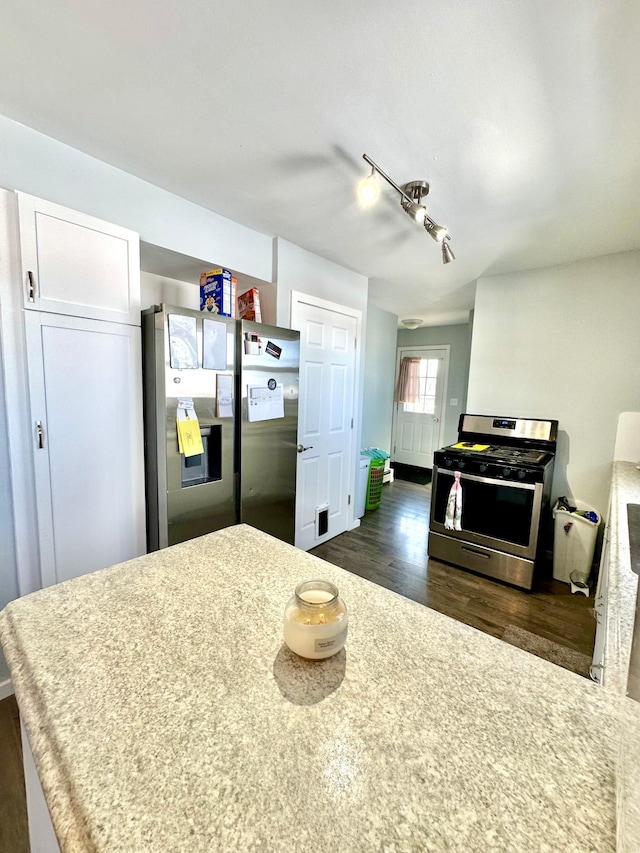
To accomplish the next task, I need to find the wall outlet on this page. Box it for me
[449,398,458,406]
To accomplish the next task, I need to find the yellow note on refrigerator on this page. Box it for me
[176,408,204,457]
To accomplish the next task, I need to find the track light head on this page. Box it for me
[425,221,448,243]
[358,168,379,207]
[442,241,456,264]
[401,198,427,223]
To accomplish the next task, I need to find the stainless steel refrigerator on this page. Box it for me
[237,320,299,544]
[142,306,299,550]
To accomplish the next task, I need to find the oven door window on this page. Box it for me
[433,472,534,546]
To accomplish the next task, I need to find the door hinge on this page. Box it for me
[348,494,351,505]
[351,418,354,429]
[354,337,357,350]
[27,271,36,302]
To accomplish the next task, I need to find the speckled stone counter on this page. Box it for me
[0,524,618,852]
[604,462,640,851]
[604,462,640,694]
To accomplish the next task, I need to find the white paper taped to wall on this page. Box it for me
[247,384,284,422]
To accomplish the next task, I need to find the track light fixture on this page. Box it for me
[359,154,455,263]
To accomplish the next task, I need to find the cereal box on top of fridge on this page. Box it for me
[237,287,262,322]
[199,268,235,317]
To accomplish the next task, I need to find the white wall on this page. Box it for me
[0,114,273,282]
[467,250,640,515]
[275,238,369,325]
[361,304,398,452]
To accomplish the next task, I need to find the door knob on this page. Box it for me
[433,417,439,423]
[297,444,314,453]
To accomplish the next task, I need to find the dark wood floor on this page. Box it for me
[311,478,596,659]
[0,692,28,853]
[0,482,595,850]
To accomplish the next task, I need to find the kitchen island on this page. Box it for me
[0,524,618,852]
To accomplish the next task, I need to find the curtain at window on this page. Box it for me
[394,357,421,403]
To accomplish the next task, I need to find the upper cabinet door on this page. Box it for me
[17,192,141,325]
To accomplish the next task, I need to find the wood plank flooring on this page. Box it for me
[0,693,28,853]
[311,478,596,660]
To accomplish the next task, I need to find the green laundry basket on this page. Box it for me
[365,459,385,510]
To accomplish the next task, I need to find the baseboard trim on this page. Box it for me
[0,677,14,701]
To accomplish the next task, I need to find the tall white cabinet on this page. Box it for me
[3,191,146,590]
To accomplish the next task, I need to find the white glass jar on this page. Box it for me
[283,580,348,660]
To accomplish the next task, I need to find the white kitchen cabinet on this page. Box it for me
[24,311,146,586]
[17,192,140,325]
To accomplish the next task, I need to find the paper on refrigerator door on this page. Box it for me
[216,374,233,418]
[247,384,284,422]
[203,318,227,370]
[168,314,198,369]
[176,400,204,457]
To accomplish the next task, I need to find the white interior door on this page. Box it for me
[392,346,449,469]
[291,295,358,551]
[25,312,146,587]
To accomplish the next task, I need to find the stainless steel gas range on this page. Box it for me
[428,414,558,590]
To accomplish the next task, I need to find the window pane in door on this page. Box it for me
[403,357,439,414]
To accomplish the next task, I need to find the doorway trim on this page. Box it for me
[391,344,450,468]
[290,290,363,541]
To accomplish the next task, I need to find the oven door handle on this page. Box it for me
[435,468,536,490]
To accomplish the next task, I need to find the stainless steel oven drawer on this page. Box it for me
[428,531,535,590]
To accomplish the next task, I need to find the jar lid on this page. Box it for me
[295,580,338,606]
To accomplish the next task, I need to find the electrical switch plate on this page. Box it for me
[449,398,458,406]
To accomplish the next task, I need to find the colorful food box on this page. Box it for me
[237,287,262,322]
[199,269,236,317]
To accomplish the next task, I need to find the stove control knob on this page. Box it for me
[502,467,512,478]
[479,464,488,473]
[517,470,526,480]
[457,460,466,469]
[444,458,453,467]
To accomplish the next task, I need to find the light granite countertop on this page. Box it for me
[0,524,619,853]
[604,461,640,694]
[604,462,640,851]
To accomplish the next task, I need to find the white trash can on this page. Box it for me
[552,500,600,584]
[355,455,371,519]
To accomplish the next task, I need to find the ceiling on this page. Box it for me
[1,1,639,326]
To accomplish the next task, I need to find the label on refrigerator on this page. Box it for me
[247,384,284,422]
